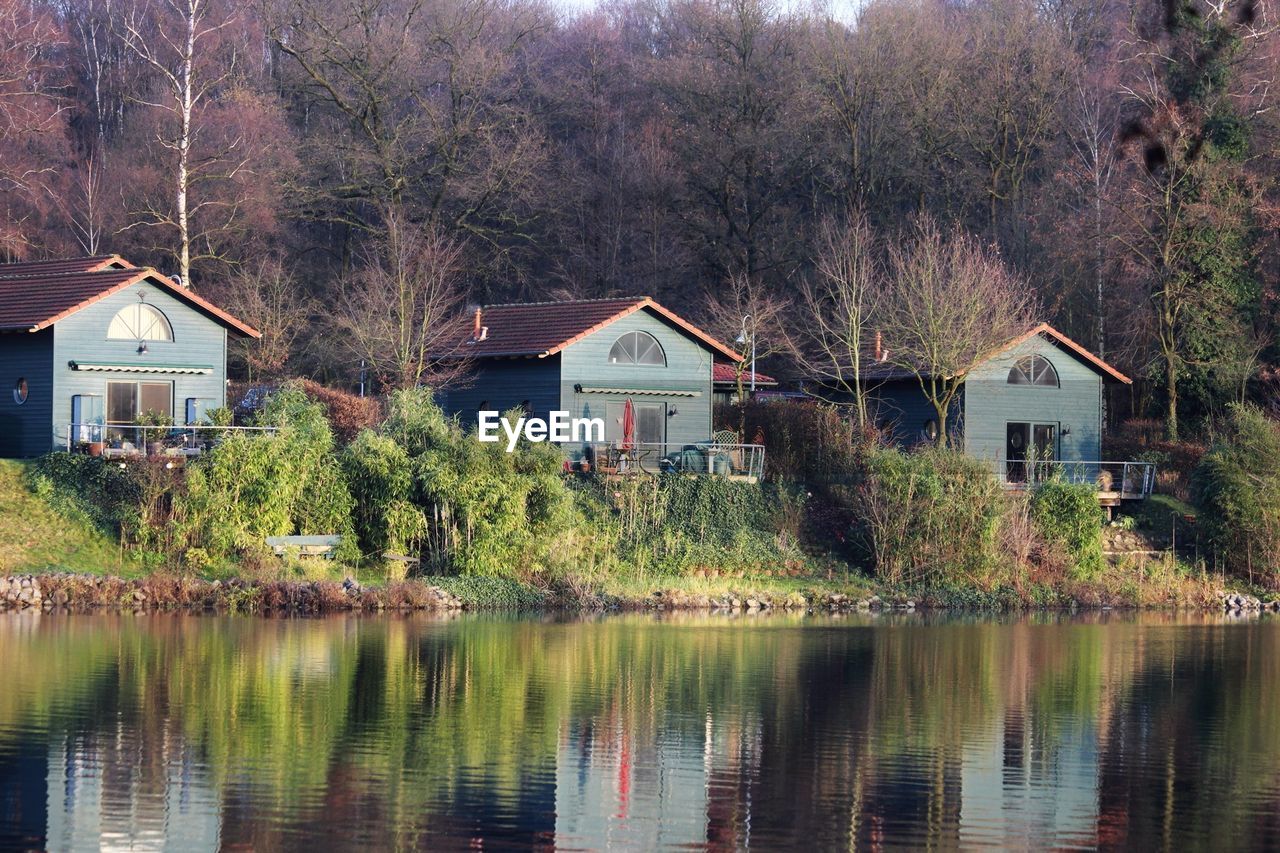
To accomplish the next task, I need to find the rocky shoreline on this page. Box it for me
[2,572,1278,615]
[0,573,465,614]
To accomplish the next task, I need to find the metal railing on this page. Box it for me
[58,422,278,457]
[573,441,765,480]
[995,459,1156,498]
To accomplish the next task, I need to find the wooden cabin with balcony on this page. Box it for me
[435,297,763,479]
[865,323,1153,508]
[0,256,260,458]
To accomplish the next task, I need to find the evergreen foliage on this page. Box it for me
[1191,405,1280,582]
[851,448,1004,585]
[174,388,358,562]
[1029,481,1105,578]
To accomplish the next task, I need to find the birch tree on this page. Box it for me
[118,0,241,285]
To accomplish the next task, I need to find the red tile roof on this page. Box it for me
[449,297,742,361]
[0,258,260,338]
[850,323,1130,384]
[0,255,133,276]
[712,362,777,386]
[987,323,1131,384]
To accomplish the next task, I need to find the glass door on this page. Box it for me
[1032,423,1057,481]
[1006,422,1029,483]
[106,380,173,446]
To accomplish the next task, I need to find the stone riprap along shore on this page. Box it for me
[0,573,465,613]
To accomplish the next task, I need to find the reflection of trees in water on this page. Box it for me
[1,613,1279,848]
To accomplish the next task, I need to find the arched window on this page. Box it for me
[108,302,173,342]
[608,331,665,366]
[1007,355,1058,387]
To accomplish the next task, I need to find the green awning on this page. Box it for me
[576,386,701,397]
[69,361,213,375]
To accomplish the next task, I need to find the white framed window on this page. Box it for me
[107,303,173,342]
[1007,354,1059,387]
[608,331,666,366]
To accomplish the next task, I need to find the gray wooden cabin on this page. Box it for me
[437,297,743,463]
[0,256,260,457]
[866,324,1150,499]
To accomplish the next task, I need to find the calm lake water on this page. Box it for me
[1,612,1278,851]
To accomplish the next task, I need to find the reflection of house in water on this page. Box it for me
[43,731,221,851]
[553,713,764,848]
[958,708,1100,848]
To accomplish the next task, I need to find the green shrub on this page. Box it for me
[1030,480,1104,578]
[852,447,1003,585]
[1190,405,1280,582]
[342,389,577,577]
[341,431,418,555]
[27,453,143,537]
[578,475,805,577]
[174,388,358,562]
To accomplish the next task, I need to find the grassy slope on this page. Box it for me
[0,460,139,576]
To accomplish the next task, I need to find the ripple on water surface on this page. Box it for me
[1,611,1278,850]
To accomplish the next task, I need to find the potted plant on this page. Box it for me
[135,410,173,456]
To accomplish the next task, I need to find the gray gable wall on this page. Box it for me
[50,281,228,448]
[963,334,1103,468]
[558,308,714,450]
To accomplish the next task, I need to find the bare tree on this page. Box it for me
[59,154,106,255]
[335,213,471,390]
[266,0,548,255]
[701,273,790,407]
[218,259,312,380]
[881,216,1038,448]
[798,211,882,428]
[118,0,243,285]
[0,0,67,257]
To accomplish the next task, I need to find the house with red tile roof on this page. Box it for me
[864,324,1138,489]
[0,256,259,457]
[711,362,778,405]
[437,297,742,460]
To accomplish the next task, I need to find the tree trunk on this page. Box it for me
[1165,352,1178,442]
[176,3,195,287]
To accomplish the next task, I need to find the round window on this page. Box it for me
[13,378,28,405]
[923,419,939,442]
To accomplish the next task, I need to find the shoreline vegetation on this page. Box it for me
[0,572,1276,615]
[2,385,1278,615]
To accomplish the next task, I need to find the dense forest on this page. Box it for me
[1,0,1277,436]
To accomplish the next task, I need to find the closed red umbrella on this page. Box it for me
[621,397,635,452]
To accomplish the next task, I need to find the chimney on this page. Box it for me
[874,330,883,362]
[471,307,482,341]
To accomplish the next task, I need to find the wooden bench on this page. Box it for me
[265,535,343,559]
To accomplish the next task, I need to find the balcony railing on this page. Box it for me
[574,441,765,481]
[58,422,278,458]
[996,459,1156,499]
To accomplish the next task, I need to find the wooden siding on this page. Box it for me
[438,357,563,426]
[963,334,1103,468]
[558,309,713,455]
[51,281,228,449]
[0,329,54,457]
[867,380,965,448]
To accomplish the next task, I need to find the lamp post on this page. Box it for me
[735,315,756,398]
